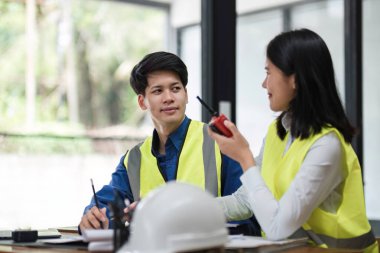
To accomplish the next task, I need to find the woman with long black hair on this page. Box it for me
[212,28,378,252]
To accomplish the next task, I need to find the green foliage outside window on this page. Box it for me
[0,0,165,153]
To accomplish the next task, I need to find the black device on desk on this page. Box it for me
[0,229,61,242]
[11,231,38,242]
[196,96,233,137]
[109,188,130,252]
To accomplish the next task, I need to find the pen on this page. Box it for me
[90,178,103,228]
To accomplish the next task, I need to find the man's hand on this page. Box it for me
[79,206,109,231]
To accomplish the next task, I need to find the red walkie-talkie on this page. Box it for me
[196,96,233,138]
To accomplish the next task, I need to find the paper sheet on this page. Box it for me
[81,229,113,242]
[226,235,308,248]
[89,241,113,252]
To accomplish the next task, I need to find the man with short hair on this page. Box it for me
[79,51,259,235]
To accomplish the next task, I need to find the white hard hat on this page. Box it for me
[118,182,228,253]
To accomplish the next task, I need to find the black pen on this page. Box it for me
[90,178,104,228]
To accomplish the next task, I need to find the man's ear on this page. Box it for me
[185,87,188,104]
[138,94,147,110]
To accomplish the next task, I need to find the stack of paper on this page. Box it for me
[226,235,308,252]
[82,229,113,252]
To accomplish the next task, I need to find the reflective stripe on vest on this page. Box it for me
[261,121,377,251]
[291,227,376,251]
[303,228,376,250]
[124,120,222,200]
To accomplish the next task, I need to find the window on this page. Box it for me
[291,0,344,102]
[236,1,344,154]
[178,25,202,120]
[363,0,380,220]
[0,0,168,229]
[236,11,283,154]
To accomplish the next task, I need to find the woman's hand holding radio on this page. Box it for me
[207,120,255,172]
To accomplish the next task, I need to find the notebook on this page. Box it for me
[0,229,61,240]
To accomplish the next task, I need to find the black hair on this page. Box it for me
[130,51,188,95]
[266,28,355,143]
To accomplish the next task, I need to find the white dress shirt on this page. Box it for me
[217,115,344,240]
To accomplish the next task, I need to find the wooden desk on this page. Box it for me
[278,247,361,253]
[1,235,378,253]
[0,244,362,253]
[227,245,362,253]
[0,229,86,253]
[0,246,363,253]
[0,245,86,252]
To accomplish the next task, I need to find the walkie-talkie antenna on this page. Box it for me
[196,95,232,137]
[196,96,218,117]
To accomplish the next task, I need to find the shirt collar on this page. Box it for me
[152,116,190,155]
[281,112,292,132]
[169,116,190,151]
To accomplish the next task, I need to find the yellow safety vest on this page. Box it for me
[124,120,222,199]
[262,121,378,252]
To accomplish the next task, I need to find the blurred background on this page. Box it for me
[0,0,379,231]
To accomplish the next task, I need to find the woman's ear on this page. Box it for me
[138,95,147,110]
[290,74,296,90]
